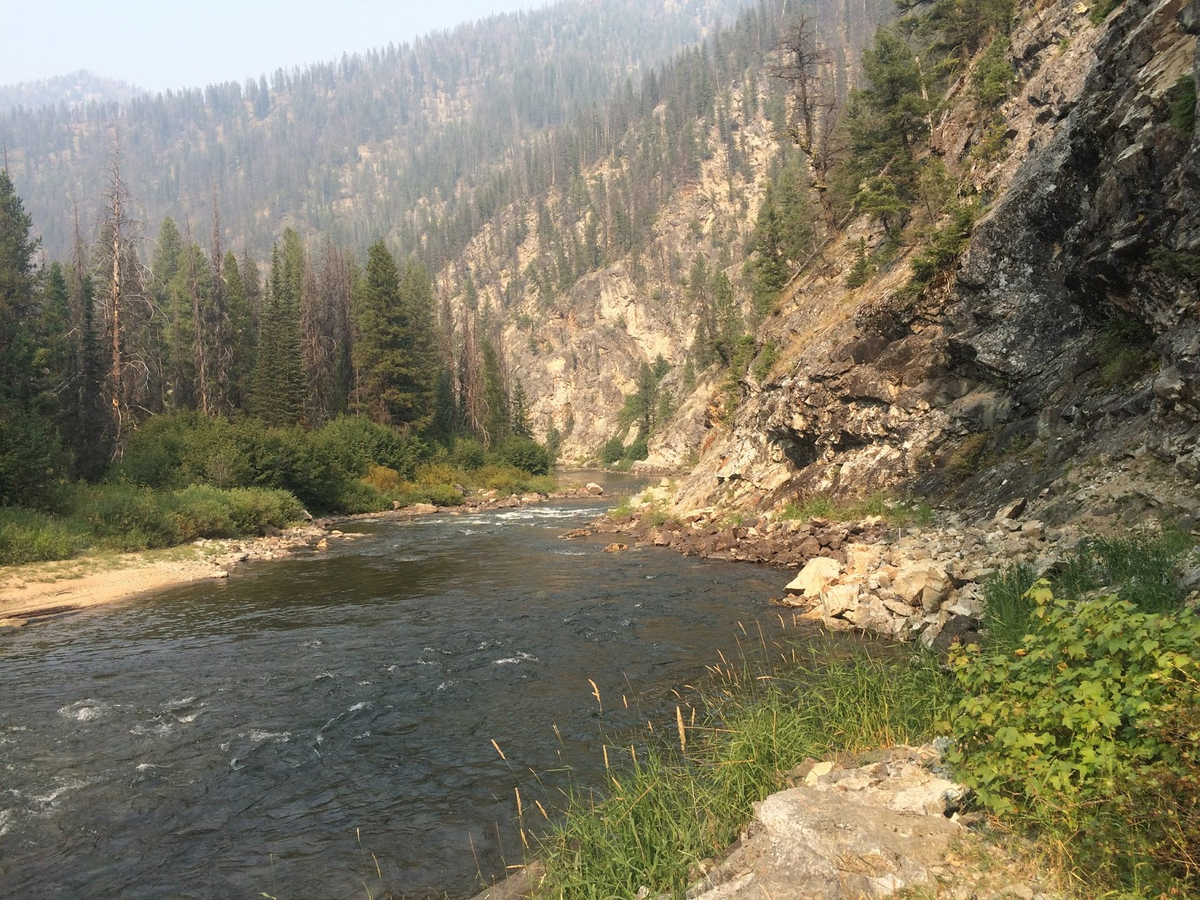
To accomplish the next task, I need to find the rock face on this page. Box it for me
[671,0,1200,527]
[690,747,966,900]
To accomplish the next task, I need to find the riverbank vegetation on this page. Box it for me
[529,529,1198,900]
[0,168,556,567]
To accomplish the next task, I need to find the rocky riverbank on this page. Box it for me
[571,481,1200,650]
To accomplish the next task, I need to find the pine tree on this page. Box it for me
[222,250,253,410]
[0,167,39,404]
[352,242,437,428]
[0,168,68,506]
[253,242,307,426]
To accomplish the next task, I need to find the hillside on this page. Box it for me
[0,70,141,113]
[1,0,756,260]
[647,0,1200,534]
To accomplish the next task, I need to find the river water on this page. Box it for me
[0,481,852,899]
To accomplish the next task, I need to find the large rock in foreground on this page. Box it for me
[691,748,964,900]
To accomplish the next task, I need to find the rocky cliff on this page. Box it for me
[668,0,1200,527]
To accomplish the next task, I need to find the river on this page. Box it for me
[0,480,853,899]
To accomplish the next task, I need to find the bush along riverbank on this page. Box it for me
[529,505,1199,900]
[0,412,560,567]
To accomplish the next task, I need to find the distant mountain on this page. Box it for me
[1,0,756,259]
[0,70,143,113]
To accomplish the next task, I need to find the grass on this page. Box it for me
[778,492,933,527]
[0,484,306,566]
[534,645,951,899]
[530,529,1196,900]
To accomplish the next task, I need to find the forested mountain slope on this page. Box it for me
[1,0,756,259]
[437,0,895,461]
[0,71,141,113]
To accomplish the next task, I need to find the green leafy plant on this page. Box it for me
[947,582,1200,892]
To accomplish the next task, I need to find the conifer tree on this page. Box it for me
[253,242,307,426]
[222,250,253,410]
[352,241,437,428]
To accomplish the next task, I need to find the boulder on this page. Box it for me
[820,583,861,618]
[843,593,894,634]
[785,558,843,596]
[691,776,962,900]
[403,503,439,515]
[585,482,604,495]
[891,563,953,613]
[603,542,628,553]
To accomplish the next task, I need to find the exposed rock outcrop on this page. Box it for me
[668,0,1200,527]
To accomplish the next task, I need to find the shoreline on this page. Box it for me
[0,486,606,627]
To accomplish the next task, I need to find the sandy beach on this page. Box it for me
[0,523,333,626]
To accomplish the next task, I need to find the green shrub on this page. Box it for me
[500,436,553,475]
[623,437,649,462]
[0,507,83,565]
[972,38,1014,108]
[911,204,979,284]
[115,412,252,489]
[224,488,305,534]
[600,436,625,465]
[844,239,873,288]
[315,416,425,480]
[947,584,1200,893]
[170,484,236,541]
[451,437,487,471]
[1168,74,1197,136]
[72,484,182,551]
[423,483,465,506]
[362,464,404,494]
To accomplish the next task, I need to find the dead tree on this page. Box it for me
[769,15,845,227]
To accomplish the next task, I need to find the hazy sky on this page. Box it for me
[1,0,537,92]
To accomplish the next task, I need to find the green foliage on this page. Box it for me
[752,341,780,383]
[538,649,950,899]
[1094,310,1156,387]
[910,203,980,284]
[1150,246,1200,280]
[0,401,71,512]
[451,437,487,471]
[253,234,308,427]
[316,415,426,480]
[947,584,1200,892]
[972,38,1014,107]
[114,412,428,514]
[499,436,553,475]
[1168,74,1197,136]
[600,436,625,466]
[979,563,1037,652]
[844,239,874,288]
[779,492,932,526]
[1089,0,1125,25]
[1056,531,1191,613]
[68,483,305,552]
[352,243,439,429]
[0,507,83,565]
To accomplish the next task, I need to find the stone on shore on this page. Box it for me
[691,747,965,900]
[785,557,843,596]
